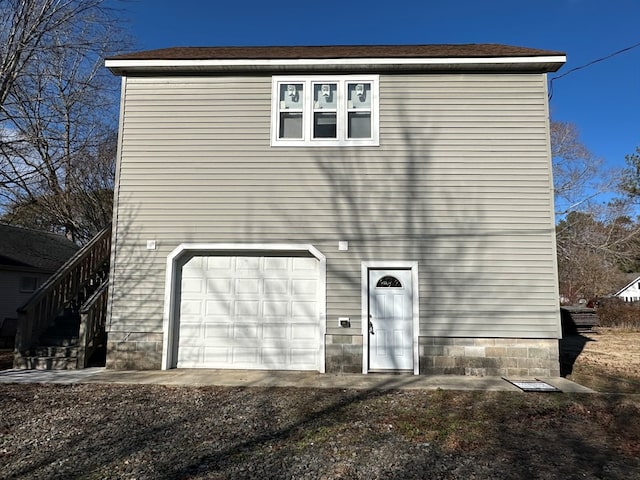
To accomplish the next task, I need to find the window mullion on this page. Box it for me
[304,80,312,142]
[337,80,345,143]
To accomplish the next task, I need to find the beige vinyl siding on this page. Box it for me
[109,73,560,339]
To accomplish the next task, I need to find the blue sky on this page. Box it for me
[115,0,639,176]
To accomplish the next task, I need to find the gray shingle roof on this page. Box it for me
[106,44,566,75]
[107,44,565,61]
[0,224,79,272]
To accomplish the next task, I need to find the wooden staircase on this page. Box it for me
[13,225,111,370]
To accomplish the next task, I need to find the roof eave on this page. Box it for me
[105,55,567,76]
[614,275,640,296]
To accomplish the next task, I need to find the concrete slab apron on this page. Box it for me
[0,368,596,393]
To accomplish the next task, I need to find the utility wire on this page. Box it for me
[548,41,640,100]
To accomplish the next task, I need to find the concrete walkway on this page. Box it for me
[0,367,595,393]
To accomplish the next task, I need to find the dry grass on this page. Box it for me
[564,328,640,393]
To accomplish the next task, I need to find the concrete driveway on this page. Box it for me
[0,367,595,392]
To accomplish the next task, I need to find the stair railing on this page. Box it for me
[14,224,112,366]
[77,279,109,368]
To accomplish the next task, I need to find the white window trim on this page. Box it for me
[271,75,379,147]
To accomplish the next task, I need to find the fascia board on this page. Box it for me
[105,55,567,74]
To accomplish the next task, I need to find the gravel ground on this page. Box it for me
[1,383,639,480]
[1,332,639,479]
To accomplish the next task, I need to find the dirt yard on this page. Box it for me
[562,328,640,393]
[0,329,639,479]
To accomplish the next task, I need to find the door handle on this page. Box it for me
[368,320,374,335]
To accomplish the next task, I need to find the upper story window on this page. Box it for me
[271,75,379,147]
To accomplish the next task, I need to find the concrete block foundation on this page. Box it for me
[106,332,162,370]
[419,337,560,377]
[325,334,363,374]
[105,331,560,378]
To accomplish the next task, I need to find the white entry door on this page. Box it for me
[368,269,414,371]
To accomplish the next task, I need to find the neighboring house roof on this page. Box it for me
[615,275,640,296]
[106,44,566,75]
[0,224,79,272]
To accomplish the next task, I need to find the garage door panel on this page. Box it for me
[236,278,260,294]
[182,278,204,293]
[235,300,259,316]
[293,257,317,271]
[261,348,288,367]
[179,323,203,339]
[291,349,317,366]
[233,347,259,364]
[261,324,286,339]
[292,324,318,340]
[206,279,232,294]
[264,257,289,270]
[292,301,317,317]
[264,278,288,294]
[263,300,288,317]
[178,254,320,370]
[180,346,203,364]
[203,347,229,364]
[185,257,205,270]
[207,257,232,269]
[292,279,317,295]
[205,324,230,338]
[181,300,203,316]
[237,257,260,270]
[205,300,232,316]
[234,324,258,339]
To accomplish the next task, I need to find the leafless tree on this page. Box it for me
[551,124,640,302]
[551,120,621,216]
[0,0,129,243]
[556,208,639,303]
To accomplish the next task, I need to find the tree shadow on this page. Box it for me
[4,383,639,480]
[106,199,162,369]
[558,308,595,376]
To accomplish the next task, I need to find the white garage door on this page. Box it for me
[177,255,320,370]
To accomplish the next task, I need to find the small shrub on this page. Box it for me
[596,298,640,330]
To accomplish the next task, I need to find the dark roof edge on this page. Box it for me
[106,44,565,61]
[106,45,566,76]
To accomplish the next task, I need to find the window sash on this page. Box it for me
[277,83,304,139]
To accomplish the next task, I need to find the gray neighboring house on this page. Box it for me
[104,44,566,376]
[0,224,79,347]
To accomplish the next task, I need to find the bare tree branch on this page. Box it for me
[0,0,130,242]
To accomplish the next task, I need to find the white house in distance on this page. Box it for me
[104,44,566,377]
[614,276,640,302]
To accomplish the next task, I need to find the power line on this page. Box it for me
[548,41,640,100]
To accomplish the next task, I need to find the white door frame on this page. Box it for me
[162,243,327,371]
[361,261,419,375]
